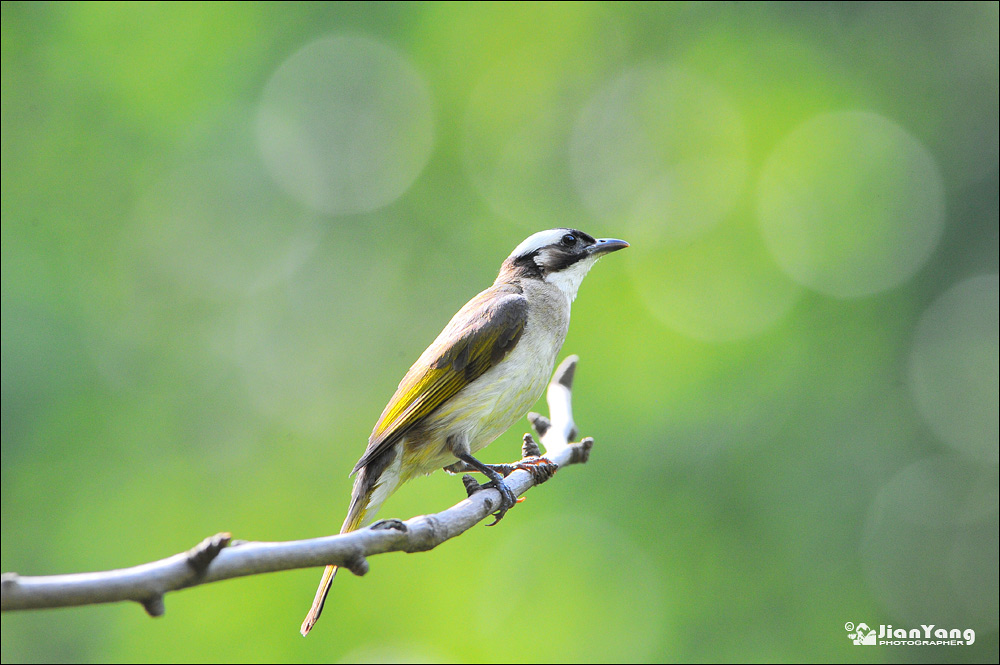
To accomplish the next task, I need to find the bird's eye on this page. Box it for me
[561,233,576,246]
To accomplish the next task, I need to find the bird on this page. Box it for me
[300,228,628,635]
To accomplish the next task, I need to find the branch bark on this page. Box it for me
[1,355,594,615]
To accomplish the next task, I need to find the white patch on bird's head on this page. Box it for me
[508,228,575,261]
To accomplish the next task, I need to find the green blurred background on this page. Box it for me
[2,2,997,662]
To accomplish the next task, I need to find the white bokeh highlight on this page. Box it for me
[629,221,803,342]
[571,65,749,246]
[256,35,434,215]
[757,111,945,298]
[909,274,999,463]
[861,457,999,628]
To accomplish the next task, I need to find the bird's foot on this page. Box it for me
[509,433,558,483]
[444,434,556,482]
[455,452,519,526]
[507,456,559,485]
[477,455,557,524]
[481,476,518,526]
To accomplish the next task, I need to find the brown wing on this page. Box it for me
[351,284,528,474]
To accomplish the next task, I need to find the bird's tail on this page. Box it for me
[300,563,340,636]
[299,488,370,636]
[300,455,400,636]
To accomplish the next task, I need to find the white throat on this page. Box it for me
[544,255,600,302]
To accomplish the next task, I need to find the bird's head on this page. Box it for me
[500,228,629,301]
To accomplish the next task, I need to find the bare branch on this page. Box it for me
[1,355,594,615]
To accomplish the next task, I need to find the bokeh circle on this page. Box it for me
[909,274,999,463]
[571,64,749,246]
[256,35,434,215]
[628,221,802,342]
[757,111,945,298]
[861,457,999,628]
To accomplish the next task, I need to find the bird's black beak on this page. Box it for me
[589,238,630,255]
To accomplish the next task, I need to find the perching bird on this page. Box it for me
[300,228,628,635]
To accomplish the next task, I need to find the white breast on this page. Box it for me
[411,280,571,472]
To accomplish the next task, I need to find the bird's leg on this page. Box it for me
[455,452,518,526]
[443,435,553,478]
[443,460,516,476]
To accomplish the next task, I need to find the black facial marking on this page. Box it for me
[540,248,588,273]
[505,251,543,280]
[534,229,597,273]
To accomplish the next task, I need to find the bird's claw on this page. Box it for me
[509,456,558,484]
[483,477,517,526]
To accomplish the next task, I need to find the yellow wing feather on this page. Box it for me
[352,284,527,474]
